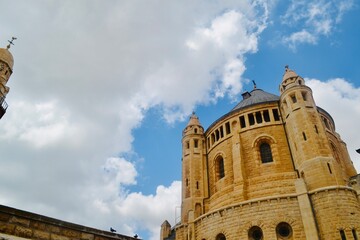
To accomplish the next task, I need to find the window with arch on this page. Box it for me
[216,156,225,180]
[248,226,263,240]
[276,222,292,239]
[260,142,273,163]
[216,233,226,240]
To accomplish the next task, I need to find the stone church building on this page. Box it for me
[161,67,360,240]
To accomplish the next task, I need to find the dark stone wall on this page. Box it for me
[0,205,138,240]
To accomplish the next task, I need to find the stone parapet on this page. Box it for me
[0,205,137,240]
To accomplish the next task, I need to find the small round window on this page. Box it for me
[276,222,292,238]
[248,226,263,240]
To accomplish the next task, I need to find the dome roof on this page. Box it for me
[0,47,14,70]
[232,89,280,111]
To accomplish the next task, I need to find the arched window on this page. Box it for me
[216,156,225,180]
[260,143,273,163]
[276,222,292,239]
[216,233,226,240]
[248,226,263,240]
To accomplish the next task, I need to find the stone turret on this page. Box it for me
[181,112,206,225]
[0,40,15,119]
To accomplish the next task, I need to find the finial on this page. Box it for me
[6,37,17,49]
[252,80,257,89]
[285,65,289,71]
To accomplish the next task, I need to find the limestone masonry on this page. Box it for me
[161,67,360,240]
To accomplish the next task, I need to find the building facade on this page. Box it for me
[161,67,360,240]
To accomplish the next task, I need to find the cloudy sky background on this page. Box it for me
[1,1,360,239]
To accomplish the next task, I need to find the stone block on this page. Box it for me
[14,226,33,238]
[51,233,70,240]
[0,223,16,234]
[9,216,30,227]
[33,230,51,240]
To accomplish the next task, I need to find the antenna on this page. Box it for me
[6,37,17,49]
[252,80,257,89]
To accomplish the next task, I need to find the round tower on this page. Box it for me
[279,66,343,190]
[181,112,207,224]
[0,40,15,119]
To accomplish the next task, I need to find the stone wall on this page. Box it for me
[310,187,360,240]
[176,195,306,240]
[0,205,137,240]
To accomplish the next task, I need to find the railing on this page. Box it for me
[0,96,8,119]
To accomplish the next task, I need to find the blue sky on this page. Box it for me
[1,1,360,239]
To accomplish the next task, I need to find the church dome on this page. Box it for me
[0,47,14,70]
[232,88,280,111]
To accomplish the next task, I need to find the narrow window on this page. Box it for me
[211,133,215,145]
[263,110,270,122]
[291,94,297,103]
[196,181,199,189]
[255,111,262,124]
[260,143,273,163]
[194,128,198,134]
[352,229,358,240]
[327,163,332,174]
[207,137,210,148]
[302,91,307,101]
[216,157,225,179]
[225,122,231,134]
[186,178,189,186]
[340,230,347,240]
[186,141,190,149]
[273,109,280,121]
[194,139,198,148]
[303,132,307,141]
[315,125,318,134]
[215,129,219,141]
[298,80,302,85]
[240,116,246,128]
[219,126,224,138]
[248,113,255,125]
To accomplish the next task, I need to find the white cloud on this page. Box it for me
[0,1,271,239]
[306,78,360,171]
[281,0,355,49]
[282,30,317,51]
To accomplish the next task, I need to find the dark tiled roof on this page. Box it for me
[232,89,280,111]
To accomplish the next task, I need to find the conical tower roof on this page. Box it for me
[282,65,298,83]
[187,112,202,127]
[0,47,14,70]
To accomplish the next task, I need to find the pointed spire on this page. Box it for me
[187,111,201,127]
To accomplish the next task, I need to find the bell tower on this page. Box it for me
[0,38,16,119]
[279,66,344,190]
[181,112,207,225]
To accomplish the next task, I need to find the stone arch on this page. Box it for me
[213,152,226,181]
[252,135,277,164]
[215,233,226,240]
